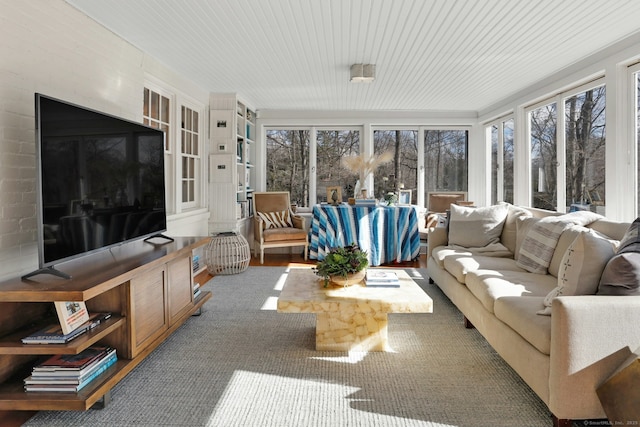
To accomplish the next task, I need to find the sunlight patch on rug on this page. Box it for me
[261,295,279,310]
[206,370,360,427]
[309,351,370,364]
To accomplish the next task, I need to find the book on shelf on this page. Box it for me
[192,254,201,274]
[25,351,117,392]
[22,312,112,344]
[365,270,400,287]
[193,282,202,299]
[54,301,90,335]
[33,345,115,374]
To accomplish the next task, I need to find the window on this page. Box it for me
[529,102,557,210]
[489,118,514,204]
[143,87,171,152]
[633,67,640,214]
[564,86,606,212]
[265,128,360,206]
[424,129,468,199]
[316,130,360,203]
[181,105,200,206]
[265,129,310,206]
[373,130,418,203]
[528,82,605,212]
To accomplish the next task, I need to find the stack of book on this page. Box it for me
[192,254,201,274]
[354,198,377,207]
[21,312,112,345]
[24,346,117,392]
[365,270,400,287]
[193,282,202,299]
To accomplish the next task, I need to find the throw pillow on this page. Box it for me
[597,217,640,296]
[537,230,617,315]
[514,216,539,261]
[448,203,508,248]
[500,203,533,255]
[516,217,570,274]
[257,210,293,229]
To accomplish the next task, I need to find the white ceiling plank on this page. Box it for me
[64,0,640,112]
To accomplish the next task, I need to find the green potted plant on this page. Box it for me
[314,244,369,287]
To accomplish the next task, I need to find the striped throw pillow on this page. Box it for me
[257,210,293,229]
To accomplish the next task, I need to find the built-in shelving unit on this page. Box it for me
[209,93,256,240]
[0,236,211,411]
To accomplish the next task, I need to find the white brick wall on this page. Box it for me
[0,0,210,281]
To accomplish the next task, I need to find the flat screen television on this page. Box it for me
[24,94,170,280]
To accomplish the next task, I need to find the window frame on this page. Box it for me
[485,115,515,205]
[143,81,206,215]
[525,78,606,213]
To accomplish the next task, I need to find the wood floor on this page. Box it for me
[3,252,427,426]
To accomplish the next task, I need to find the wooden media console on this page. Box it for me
[0,236,211,411]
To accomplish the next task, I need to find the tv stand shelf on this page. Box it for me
[0,315,125,355]
[0,236,212,412]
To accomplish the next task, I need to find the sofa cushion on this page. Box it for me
[494,297,551,355]
[516,211,603,274]
[448,203,508,248]
[257,210,293,229]
[548,225,586,278]
[465,269,557,313]
[515,216,539,261]
[443,255,525,284]
[500,204,533,254]
[598,218,640,296]
[431,246,472,269]
[538,229,618,315]
[516,218,571,274]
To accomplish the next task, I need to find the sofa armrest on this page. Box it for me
[426,227,448,260]
[549,295,640,419]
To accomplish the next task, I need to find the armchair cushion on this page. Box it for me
[263,227,307,243]
[257,210,293,229]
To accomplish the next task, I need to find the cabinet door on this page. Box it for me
[129,267,167,357]
[167,256,193,325]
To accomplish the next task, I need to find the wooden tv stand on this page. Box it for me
[0,236,212,411]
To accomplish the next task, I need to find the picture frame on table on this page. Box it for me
[326,186,342,205]
[398,189,412,205]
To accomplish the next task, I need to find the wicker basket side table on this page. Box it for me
[205,232,250,275]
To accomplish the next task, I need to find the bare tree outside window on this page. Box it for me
[373,130,418,202]
[530,103,557,210]
[316,130,360,203]
[490,119,514,205]
[530,86,606,213]
[637,73,640,214]
[503,119,514,204]
[565,86,606,213]
[424,130,468,199]
[266,130,310,206]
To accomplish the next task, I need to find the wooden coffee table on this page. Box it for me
[277,268,433,351]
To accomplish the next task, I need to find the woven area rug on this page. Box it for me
[24,266,553,427]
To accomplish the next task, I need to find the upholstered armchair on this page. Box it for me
[252,192,308,264]
[425,191,468,229]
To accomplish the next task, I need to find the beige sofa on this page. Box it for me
[426,204,640,426]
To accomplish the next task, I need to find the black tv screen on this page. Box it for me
[34,94,167,273]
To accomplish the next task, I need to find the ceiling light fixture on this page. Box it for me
[350,64,375,83]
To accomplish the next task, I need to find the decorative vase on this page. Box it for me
[353,179,361,198]
[329,270,366,287]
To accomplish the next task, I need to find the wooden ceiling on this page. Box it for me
[65,0,640,112]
